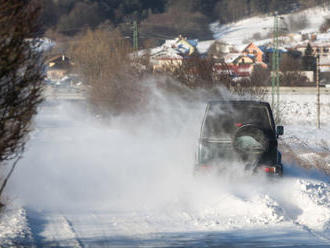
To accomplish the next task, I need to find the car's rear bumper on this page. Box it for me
[194,163,283,177]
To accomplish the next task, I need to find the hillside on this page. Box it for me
[146,6,330,56]
[211,6,330,50]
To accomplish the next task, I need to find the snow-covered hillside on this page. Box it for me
[144,6,330,64]
[211,6,330,50]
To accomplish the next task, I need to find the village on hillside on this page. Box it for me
[46,34,330,89]
[44,5,330,92]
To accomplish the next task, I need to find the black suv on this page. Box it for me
[195,101,284,176]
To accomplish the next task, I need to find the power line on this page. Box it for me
[272,12,281,123]
[133,20,138,50]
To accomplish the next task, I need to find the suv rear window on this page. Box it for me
[201,103,273,139]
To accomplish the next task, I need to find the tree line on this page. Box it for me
[41,0,330,38]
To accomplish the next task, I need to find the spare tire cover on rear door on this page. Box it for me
[232,124,270,157]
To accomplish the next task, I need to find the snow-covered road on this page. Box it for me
[4,173,330,247]
[19,200,330,247]
[2,95,330,247]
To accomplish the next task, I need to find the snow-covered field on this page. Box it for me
[0,86,330,247]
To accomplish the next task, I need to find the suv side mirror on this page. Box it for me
[277,126,284,136]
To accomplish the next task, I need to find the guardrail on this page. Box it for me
[43,85,330,100]
[265,86,330,95]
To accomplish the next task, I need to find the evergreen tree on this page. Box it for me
[40,0,327,36]
[305,43,313,56]
[303,43,316,71]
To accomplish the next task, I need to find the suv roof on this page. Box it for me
[207,100,271,108]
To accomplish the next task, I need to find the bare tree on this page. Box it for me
[280,54,309,86]
[232,65,269,100]
[69,28,149,115]
[208,41,227,61]
[169,56,215,89]
[165,56,266,100]
[0,0,44,206]
[280,54,302,72]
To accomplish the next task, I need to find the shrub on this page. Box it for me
[233,65,269,100]
[0,0,44,204]
[166,56,229,90]
[280,72,310,86]
[208,41,227,61]
[164,57,267,101]
[69,28,149,115]
[250,65,271,86]
[280,54,302,72]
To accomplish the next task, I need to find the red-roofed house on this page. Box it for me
[242,43,264,63]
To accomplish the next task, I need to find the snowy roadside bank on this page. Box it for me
[0,206,32,247]
[276,93,330,174]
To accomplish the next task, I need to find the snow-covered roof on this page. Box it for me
[135,37,200,61]
[196,40,215,54]
[150,47,183,60]
[223,53,241,63]
[259,45,287,53]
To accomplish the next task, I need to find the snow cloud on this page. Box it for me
[6,79,330,236]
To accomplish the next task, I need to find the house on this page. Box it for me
[259,45,287,66]
[319,56,330,72]
[148,35,199,71]
[214,63,254,78]
[47,54,71,70]
[242,43,264,63]
[223,53,242,64]
[207,41,239,61]
[173,35,197,56]
[150,48,183,71]
[295,43,330,72]
[217,44,267,77]
[233,55,255,65]
[295,43,330,56]
[215,54,256,78]
[46,54,73,81]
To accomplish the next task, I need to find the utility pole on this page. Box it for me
[133,20,139,50]
[316,54,321,129]
[272,12,280,123]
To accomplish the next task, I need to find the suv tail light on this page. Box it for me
[262,166,276,173]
